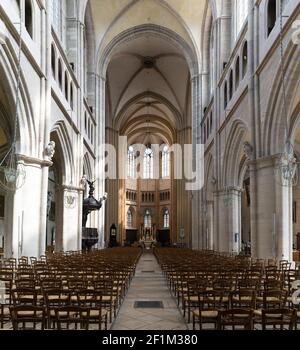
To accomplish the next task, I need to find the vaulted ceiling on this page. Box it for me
[86,0,210,144]
[107,35,190,136]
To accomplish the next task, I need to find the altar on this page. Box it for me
[140,226,156,250]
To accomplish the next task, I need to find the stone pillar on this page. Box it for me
[61,186,82,252]
[215,14,231,80]
[10,157,52,259]
[214,190,228,252]
[215,188,242,254]
[207,200,214,250]
[227,188,242,254]
[105,127,120,246]
[191,74,201,249]
[250,156,293,261]
[95,75,106,248]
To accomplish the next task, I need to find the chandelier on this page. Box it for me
[0,22,26,191]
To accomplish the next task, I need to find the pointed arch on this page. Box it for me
[201,0,214,104]
[50,121,74,183]
[0,44,36,156]
[98,24,199,79]
[115,91,183,131]
[222,119,249,187]
[83,152,93,179]
[263,42,300,156]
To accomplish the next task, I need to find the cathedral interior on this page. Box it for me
[0,0,300,332]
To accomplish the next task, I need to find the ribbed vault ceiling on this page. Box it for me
[87,0,209,144]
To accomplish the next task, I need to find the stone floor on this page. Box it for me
[111,251,188,330]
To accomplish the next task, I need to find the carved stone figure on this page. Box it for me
[45,141,56,160]
[243,141,253,160]
[47,191,53,217]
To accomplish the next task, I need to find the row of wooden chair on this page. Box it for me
[0,247,142,330]
[154,248,300,330]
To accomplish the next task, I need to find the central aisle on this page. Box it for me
[111,251,188,330]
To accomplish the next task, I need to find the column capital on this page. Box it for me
[190,74,201,82]
[96,73,106,83]
[17,154,53,168]
[248,154,280,170]
[213,186,243,196]
[61,184,84,193]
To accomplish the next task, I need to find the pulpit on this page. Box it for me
[82,228,98,251]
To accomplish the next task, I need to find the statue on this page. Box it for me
[45,141,56,161]
[81,174,87,187]
[243,141,253,160]
[47,191,53,217]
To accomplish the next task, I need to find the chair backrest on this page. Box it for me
[43,289,71,308]
[230,290,256,309]
[262,308,294,330]
[10,305,46,330]
[198,290,224,309]
[41,278,63,291]
[55,306,90,330]
[219,308,253,330]
[12,288,38,306]
[263,289,287,309]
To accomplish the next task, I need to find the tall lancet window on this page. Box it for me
[143,146,153,179]
[162,145,170,178]
[127,146,136,178]
[144,210,152,228]
[126,208,133,228]
[163,209,170,228]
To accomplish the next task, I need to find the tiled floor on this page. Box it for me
[111,251,188,330]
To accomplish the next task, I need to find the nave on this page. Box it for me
[111,252,187,330]
[1,247,300,330]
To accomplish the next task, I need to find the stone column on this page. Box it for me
[207,200,214,250]
[38,0,52,257]
[228,188,242,254]
[61,186,82,252]
[249,156,293,261]
[105,127,119,246]
[191,74,201,249]
[214,14,231,80]
[215,188,242,254]
[10,156,52,259]
[95,75,106,248]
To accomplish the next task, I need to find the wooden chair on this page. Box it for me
[55,306,90,330]
[93,279,117,322]
[192,290,224,330]
[0,279,12,329]
[43,289,71,329]
[77,290,108,330]
[183,280,207,323]
[10,305,46,330]
[261,308,294,330]
[219,309,253,330]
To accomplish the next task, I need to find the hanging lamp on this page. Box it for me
[0,22,26,191]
